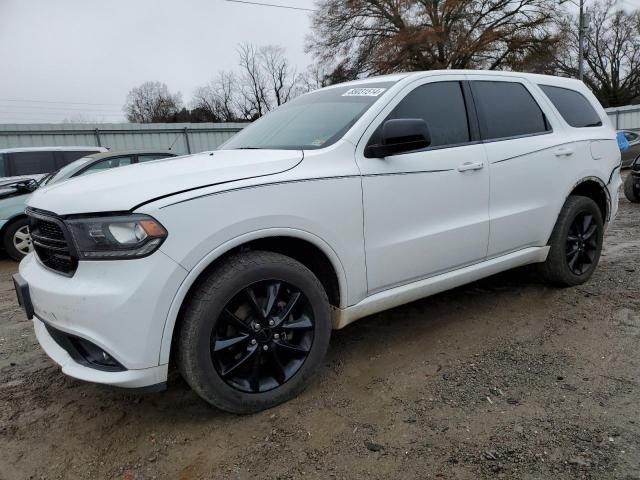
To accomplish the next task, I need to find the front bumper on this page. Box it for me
[19,250,188,387]
[34,318,168,388]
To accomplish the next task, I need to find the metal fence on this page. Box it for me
[605,105,640,130]
[4,107,638,147]
[0,122,247,154]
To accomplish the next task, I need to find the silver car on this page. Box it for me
[619,130,640,168]
[0,150,177,260]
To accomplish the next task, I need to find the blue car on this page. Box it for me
[0,150,176,260]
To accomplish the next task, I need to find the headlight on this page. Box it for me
[66,214,167,260]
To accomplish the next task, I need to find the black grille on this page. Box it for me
[28,211,78,276]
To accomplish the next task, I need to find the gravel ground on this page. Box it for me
[0,187,639,480]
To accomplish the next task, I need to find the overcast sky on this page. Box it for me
[0,0,316,123]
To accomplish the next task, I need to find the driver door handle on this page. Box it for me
[457,161,484,172]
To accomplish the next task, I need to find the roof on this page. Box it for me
[0,146,107,153]
[81,149,178,160]
[326,70,584,89]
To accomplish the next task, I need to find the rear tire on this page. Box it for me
[539,196,604,287]
[176,250,331,414]
[3,217,33,261]
[624,174,640,203]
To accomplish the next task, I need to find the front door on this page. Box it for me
[355,77,490,294]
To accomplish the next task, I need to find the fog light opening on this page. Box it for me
[69,337,125,371]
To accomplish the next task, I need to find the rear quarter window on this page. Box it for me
[539,85,602,128]
[6,151,57,176]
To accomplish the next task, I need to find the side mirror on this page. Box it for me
[15,179,39,194]
[24,179,39,192]
[365,118,431,158]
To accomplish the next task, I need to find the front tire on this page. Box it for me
[539,196,604,287]
[177,250,331,414]
[3,217,33,261]
[624,174,640,203]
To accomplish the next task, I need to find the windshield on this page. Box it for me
[222,83,395,150]
[41,157,92,186]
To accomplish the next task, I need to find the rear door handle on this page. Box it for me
[554,147,575,157]
[457,161,484,172]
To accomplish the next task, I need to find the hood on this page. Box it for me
[27,149,302,215]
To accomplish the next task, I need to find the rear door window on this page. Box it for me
[137,154,174,163]
[75,156,134,176]
[471,81,550,140]
[6,151,57,176]
[56,150,101,168]
[539,85,602,128]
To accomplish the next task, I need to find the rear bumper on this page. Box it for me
[607,167,623,224]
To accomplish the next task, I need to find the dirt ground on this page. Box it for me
[1,188,639,480]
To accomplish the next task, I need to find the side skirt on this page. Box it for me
[332,246,550,329]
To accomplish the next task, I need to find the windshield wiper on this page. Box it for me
[234,147,264,150]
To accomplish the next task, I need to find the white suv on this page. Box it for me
[14,71,622,413]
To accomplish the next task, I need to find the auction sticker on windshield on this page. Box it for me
[342,88,386,97]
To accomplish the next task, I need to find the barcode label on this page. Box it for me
[342,88,386,97]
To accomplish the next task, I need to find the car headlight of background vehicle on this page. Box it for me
[66,214,167,260]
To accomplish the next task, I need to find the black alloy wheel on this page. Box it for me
[565,211,599,276]
[212,280,315,393]
[539,195,604,287]
[178,250,330,413]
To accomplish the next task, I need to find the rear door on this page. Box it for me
[469,77,568,257]
[355,75,490,293]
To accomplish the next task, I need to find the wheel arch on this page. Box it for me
[567,176,610,223]
[158,228,348,365]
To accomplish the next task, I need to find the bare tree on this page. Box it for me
[555,0,640,107]
[238,43,271,119]
[192,44,307,123]
[259,45,300,106]
[300,64,331,92]
[192,71,239,122]
[306,0,560,77]
[123,81,183,123]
